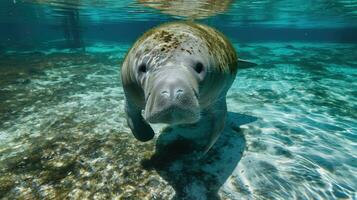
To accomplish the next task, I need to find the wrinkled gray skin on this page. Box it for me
[121,22,238,154]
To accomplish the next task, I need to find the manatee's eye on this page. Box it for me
[138,63,147,73]
[194,62,204,74]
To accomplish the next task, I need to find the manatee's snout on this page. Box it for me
[159,78,186,101]
[144,70,200,125]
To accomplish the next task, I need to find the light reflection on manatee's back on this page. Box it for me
[141,112,257,199]
[138,0,233,19]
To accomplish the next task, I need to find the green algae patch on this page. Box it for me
[0,131,165,199]
[0,174,16,198]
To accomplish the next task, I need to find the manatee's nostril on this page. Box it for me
[175,89,184,98]
[161,90,169,97]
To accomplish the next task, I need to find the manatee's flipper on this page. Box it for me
[202,98,227,155]
[237,58,258,69]
[125,99,155,141]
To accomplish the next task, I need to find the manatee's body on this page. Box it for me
[121,21,238,154]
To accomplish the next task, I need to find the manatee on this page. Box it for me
[121,21,254,154]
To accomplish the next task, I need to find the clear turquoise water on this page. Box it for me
[0,1,356,199]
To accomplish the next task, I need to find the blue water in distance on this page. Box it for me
[0,0,356,199]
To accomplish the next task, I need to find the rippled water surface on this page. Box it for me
[0,0,356,199]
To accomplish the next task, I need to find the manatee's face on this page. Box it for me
[123,23,235,125]
[137,54,206,125]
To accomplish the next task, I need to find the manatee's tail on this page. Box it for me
[237,58,258,69]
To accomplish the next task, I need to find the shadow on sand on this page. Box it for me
[142,112,257,199]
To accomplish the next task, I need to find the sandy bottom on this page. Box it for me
[0,42,356,199]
